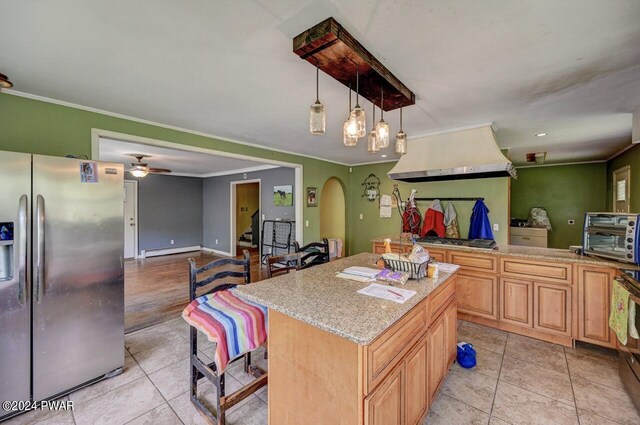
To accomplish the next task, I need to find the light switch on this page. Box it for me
[215,239,218,244]
[170,239,174,245]
[493,223,499,231]
[359,213,364,220]
[262,214,265,220]
[305,220,309,227]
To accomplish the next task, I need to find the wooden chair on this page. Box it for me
[294,238,330,269]
[266,252,302,278]
[187,250,267,425]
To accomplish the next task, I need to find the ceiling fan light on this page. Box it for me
[129,166,149,178]
[0,73,13,89]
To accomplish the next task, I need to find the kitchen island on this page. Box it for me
[373,237,631,348]
[234,253,458,425]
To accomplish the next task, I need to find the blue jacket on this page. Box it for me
[468,200,494,240]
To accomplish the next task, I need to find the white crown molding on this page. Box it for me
[515,160,606,169]
[3,89,350,166]
[349,159,398,167]
[606,143,636,162]
[139,164,280,179]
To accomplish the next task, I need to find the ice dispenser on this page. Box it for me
[0,222,14,281]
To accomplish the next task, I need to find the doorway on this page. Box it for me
[124,180,138,259]
[320,177,346,244]
[231,179,261,256]
[613,165,631,213]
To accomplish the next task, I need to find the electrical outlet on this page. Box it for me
[305,220,309,227]
[261,214,265,220]
[493,223,499,231]
[170,239,174,245]
[568,219,575,225]
[359,213,364,220]
[215,239,218,244]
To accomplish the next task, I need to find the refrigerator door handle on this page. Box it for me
[35,194,45,303]
[17,194,28,305]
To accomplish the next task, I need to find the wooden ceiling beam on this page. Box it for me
[293,17,415,112]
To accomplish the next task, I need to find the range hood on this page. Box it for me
[388,124,516,182]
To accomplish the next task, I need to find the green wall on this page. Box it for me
[347,162,510,254]
[0,92,350,245]
[607,144,640,212]
[510,163,607,249]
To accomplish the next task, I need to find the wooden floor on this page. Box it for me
[125,248,265,332]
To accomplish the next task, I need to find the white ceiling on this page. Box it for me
[99,138,279,177]
[1,0,640,165]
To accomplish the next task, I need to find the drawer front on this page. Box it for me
[448,252,498,273]
[510,227,548,238]
[366,303,427,393]
[500,258,572,285]
[511,235,547,248]
[429,277,456,322]
[427,248,447,263]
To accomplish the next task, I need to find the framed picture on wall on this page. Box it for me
[306,187,318,207]
[273,185,293,206]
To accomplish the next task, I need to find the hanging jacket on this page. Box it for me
[421,200,445,238]
[468,200,494,240]
[444,202,461,239]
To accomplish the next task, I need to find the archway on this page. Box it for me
[319,177,346,244]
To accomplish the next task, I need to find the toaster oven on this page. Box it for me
[583,213,640,264]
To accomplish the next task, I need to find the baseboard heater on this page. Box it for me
[141,245,202,258]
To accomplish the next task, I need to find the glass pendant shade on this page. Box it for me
[367,129,380,152]
[395,130,407,154]
[343,118,358,146]
[309,100,325,135]
[309,60,325,135]
[395,107,407,154]
[376,120,390,148]
[352,106,366,138]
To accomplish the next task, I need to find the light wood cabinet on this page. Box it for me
[404,338,428,425]
[510,227,548,248]
[365,363,404,425]
[456,272,499,321]
[501,258,572,285]
[534,282,572,337]
[427,248,447,262]
[577,266,617,348]
[427,313,446,402]
[500,278,533,328]
[444,302,458,367]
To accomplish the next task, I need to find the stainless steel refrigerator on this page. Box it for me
[0,151,124,419]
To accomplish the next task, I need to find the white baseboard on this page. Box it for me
[141,245,202,258]
[201,246,233,257]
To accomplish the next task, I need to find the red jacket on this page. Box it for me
[421,200,445,238]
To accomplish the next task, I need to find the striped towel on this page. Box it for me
[182,290,268,373]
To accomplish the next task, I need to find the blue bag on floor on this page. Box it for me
[456,342,477,368]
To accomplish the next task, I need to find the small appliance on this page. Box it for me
[583,212,640,264]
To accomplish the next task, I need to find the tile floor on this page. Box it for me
[5,319,639,425]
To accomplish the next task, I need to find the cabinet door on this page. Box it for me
[365,363,404,425]
[427,248,447,263]
[427,316,446,401]
[444,301,458,367]
[456,272,499,321]
[404,339,428,425]
[534,282,571,337]
[577,266,616,348]
[500,278,533,328]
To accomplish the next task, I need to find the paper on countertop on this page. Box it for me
[341,266,381,278]
[357,283,417,304]
[380,194,392,218]
[437,263,460,273]
[335,272,376,283]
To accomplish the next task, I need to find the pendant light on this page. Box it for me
[367,103,380,153]
[309,59,325,135]
[395,107,407,155]
[375,86,390,148]
[343,84,358,146]
[352,65,366,138]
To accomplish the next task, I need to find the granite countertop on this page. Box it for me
[372,236,637,269]
[233,253,455,345]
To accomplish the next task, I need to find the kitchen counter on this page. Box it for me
[371,235,637,269]
[234,252,456,345]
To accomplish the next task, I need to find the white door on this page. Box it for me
[124,180,138,259]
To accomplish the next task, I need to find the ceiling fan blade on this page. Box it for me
[149,168,172,173]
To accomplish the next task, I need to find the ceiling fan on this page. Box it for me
[127,154,171,178]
